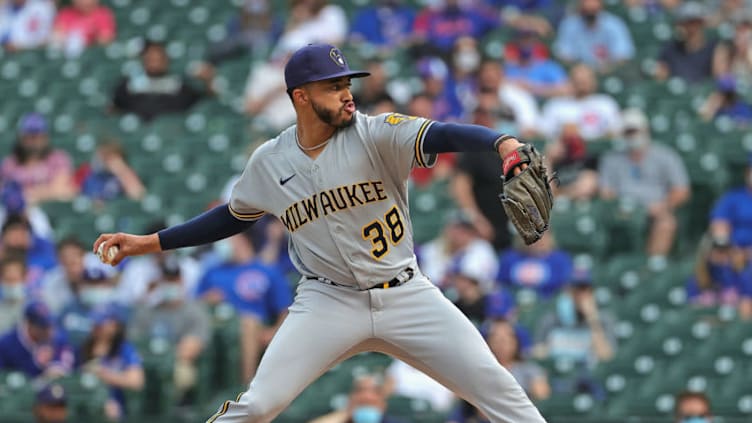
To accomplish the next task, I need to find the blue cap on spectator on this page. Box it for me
[1,180,26,214]
[24,301,53,328]
[717,76,737,93]
[417,57,448,80]
[36,383,67,406]
[485,289,516,319]
[18,113,48,135]
[284,44,370,92]
[569,267,593,286]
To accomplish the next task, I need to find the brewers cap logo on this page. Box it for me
[329,48,346,68]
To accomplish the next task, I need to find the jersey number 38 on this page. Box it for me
[361,205,405,260]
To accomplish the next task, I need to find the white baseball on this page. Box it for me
[97,243,119,264]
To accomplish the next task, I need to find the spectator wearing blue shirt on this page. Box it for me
[413,0,499,55]
[77,306,144,422]
[496,233,573,298]
[711,157,752,250]
[504,29,572,99]
[449,36,482,117]
[1,214,57,295]
[483,0,562,37]
[415,57,464,121]
[78,141,145,203]
[197,230,292,381]
[685,235,752,319]
[0,301,74,378]
[58,259,120,348]
[0,177,55,241]
[483,289,534,355]
[350,0,416,51]
[699,76,752,127]
[553,0,635,72]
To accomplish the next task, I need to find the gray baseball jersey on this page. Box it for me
[229,111,436,289]
[210,111,547,423]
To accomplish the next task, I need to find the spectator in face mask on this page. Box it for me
[310,374,405,423]
[599,109,690,259]
[674,391,714,423]
[0,254,28,333]
[533,268,616,366]
[57,259,119,348]
[33,383,68,423]
[553,0,635,72]
[450,36,482,116]
[0,113,77,205]
[196,230,292,381]
[40,237,87,315]
[116,221,202,306]
[504,29,572,99]
[128,256,211,400]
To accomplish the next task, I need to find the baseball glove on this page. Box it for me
[498,142,554,245]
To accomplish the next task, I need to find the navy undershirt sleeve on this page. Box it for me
[423,121,503,153]
[158,204,254,251]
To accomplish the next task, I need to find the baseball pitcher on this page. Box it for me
[94,44,553,423]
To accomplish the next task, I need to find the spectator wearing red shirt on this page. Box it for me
[1,113,77,205]
[413,0,499,56]
[51,0,115,56]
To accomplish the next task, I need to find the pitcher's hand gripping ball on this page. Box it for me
[96,242,119,265]
[499,143,554,245]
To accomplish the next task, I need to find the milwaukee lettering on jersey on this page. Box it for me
[280,181,388,232]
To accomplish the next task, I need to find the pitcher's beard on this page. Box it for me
[312,100,355,129]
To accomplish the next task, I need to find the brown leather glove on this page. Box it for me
[498,143,554,245]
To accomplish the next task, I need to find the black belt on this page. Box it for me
[306,267,415,290]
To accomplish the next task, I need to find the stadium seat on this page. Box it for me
[550,199,609,257]
[54,373,110,420]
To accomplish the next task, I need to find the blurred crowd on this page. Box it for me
[2,0,752,422]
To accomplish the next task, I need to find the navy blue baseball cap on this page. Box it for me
[36,383,67,406]
[24,301,53,328]
[18,112,48,135]
[284,44,370,92]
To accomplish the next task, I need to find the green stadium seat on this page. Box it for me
[0,372,35,415]
[54,373,110,420]
[549,199,609,257]
[537,393,600,419]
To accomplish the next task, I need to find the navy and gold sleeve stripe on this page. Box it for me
[413,119,434,168]
[228,205,266,221]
